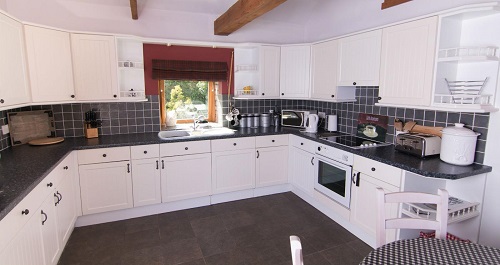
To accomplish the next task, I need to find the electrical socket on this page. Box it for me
[318,112,326,119]
[1,125,9,135]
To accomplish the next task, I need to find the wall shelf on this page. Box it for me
[402,197,480,224]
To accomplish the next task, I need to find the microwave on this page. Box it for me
[281,110,318,128]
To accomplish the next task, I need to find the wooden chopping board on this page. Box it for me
[28,137,65,146]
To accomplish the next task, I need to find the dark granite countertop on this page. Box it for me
[0,127,492,221]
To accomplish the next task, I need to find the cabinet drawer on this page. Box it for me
[354,155,402,187]
[211,137,255,152]
[160,140,211,157]
[131,144,160,159]
[289,135,318,153]
[78,146,131,165]
[256,134,288,148]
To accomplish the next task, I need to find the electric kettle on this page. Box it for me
[305,114,319,133]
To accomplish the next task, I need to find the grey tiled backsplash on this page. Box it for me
[0,90,490,164]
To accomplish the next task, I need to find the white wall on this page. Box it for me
[0,0,6,11]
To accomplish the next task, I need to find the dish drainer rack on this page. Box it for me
[401,196,480,224]
[444,77,489,104]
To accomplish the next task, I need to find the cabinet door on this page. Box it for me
[350,173,399,243]
[379,16,438,106]
[79,161,133,215]
[256,146,288,187]
[280,45,311,98]
[212,149,256,194]
[161,153,211,202]
[55,174,77,246]
[338,30,382,86]
[0,13,30,109]
[311,40,339,101]
[40,193,60,265]
[24,25,75,103]
[132,158,161,207]
[71,33,118,101]
[259,46,281,97]
[289,147,315,196]
[0,211,44,265]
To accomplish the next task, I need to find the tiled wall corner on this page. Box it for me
[0,110,11,151]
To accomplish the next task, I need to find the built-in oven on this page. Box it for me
[314,145,353,209]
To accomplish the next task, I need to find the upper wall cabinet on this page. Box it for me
[310,40,355,102]
[233,45,280,99]
[378,16,438,107]
[116,37,146,101]
[71,33,119,101]
[0,12,31,110]
[280,45,311,99]
[432,8,500,112]
[337,30,382,87]
[24,25,75,103]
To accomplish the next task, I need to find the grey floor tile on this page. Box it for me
[159,219,196,243]
[162,238,204,265]
[204,251,246,265]
[321,244,366,265]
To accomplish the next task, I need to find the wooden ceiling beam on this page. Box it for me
[381,0,412,10]
[130,0,138,20]
[214,0,287,36]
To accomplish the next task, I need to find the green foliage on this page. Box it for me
[164,80,209,119]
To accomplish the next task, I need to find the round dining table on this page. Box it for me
[360,238,500,265]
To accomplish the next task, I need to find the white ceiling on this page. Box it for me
[3,0,499,44]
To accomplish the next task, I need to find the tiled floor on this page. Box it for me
[58,192,373,265]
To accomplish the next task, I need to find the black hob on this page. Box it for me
[320,135,390,149]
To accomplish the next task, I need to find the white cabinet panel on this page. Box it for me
[256,146,288,187]
[24,25,75,103]
[71,33,118,101]
[79,161,133,215]
[0,13,30,109]
[280,45,311,99]
[259,45,281,97]
[78,146,130,165]
[55,173,77,247]
[350,173,399,244]
[212,149,256,194]
[132,158,161,207]
[40,193,60,265]
[311,40,339,101]
[289,146,315,196]
[160,140,211,157]
[338,30,382,86]
[161,153,212,202]
[379,17,438,106]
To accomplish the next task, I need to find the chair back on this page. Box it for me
[376,188,448,248]
[290,235,304,265]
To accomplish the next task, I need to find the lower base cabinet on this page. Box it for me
[132,158,161,207]
[350,173,399,243]
[161,153,212,202]
[212,149,256,194]
[289,146,315,196]
[40,193,61,265]
[256,146,288,187]
[79,161,133,215]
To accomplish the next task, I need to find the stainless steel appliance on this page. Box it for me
[281,110,318,128]
[314,144,353,208]
[395,133,442,157]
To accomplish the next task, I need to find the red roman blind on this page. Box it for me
[152,59,228,81]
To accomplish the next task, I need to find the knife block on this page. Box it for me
[84,125,98,139]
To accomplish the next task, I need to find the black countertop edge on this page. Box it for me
[0,128,492,221]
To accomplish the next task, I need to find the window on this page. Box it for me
[159,80,217,126]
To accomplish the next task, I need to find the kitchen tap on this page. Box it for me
[192,115,206,131]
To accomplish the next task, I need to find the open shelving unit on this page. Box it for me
[116,37,146,101]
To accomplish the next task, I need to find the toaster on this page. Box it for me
[395,133,441,157]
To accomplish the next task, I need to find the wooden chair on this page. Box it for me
[376,187,449,248]
[290,235,304,265]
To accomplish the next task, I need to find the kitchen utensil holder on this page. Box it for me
[84,125,98,139]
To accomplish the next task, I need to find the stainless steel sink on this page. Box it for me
[158,127,236,139]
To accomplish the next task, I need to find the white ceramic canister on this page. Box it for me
[440,123,480,166]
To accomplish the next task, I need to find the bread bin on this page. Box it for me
[440,123,480,165]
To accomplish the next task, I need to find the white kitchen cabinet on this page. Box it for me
[280,45,311,99]
[79,161,133,215]
[289,146,315,196]
[256,146,288,187]
[337,30,382,87]
[40,192,61,265]
[116,37,145,100]
[259,45,281,98]
[71,33,119,101]
[351,155,402,244]
[378,16,438,106]
[132,158,161,207]
[0,209,45,265]
[161,153,212,202]
[212,148,256,194]
[0,12,31,109]
[24,25,75,103]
